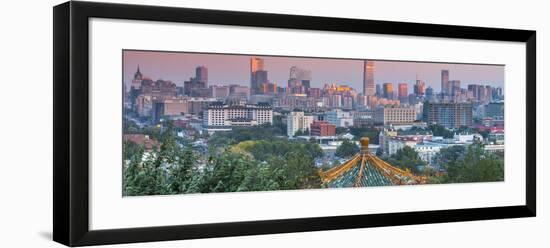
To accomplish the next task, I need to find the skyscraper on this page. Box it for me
[383,83,394,100]
[250,57,265,94]
[254,70,268,87]
[426,86,434,97]
[183,66,209,96]
[288,66,311,94]
[441,70,449,95]
[376,84,382,97]
[398,83,408,103]
[425,86,434,102]
[449,80,461,101]
[363,60,375,97]
[485,85,493,102]
[195,66,208,85]
[414,78,426,96]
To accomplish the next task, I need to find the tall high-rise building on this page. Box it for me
[449,80,461,94]
[426,86,434,97]
[308,87,321,98]
[376,84,382,97]
[195,66,208,85]
[485,85,493,102]
[467,84,493,103]
[183,66,209,97]
[288,66,311,86]
[250,57,265,94]
[363,60,375,97]
[383,83,394,100]
[259,82,277,94]
[441,70,449,95]
[485,102,504,119]
[254,70,268,88]
[414,79,426,96]
[449,80,461,101]
[492,87,504,100]
[288,66,311,94]
[423,102,473,128]
[398,83,408,103]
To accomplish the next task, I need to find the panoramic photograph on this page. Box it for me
[122,50,505,196]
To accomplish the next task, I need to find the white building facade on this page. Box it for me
[326,109,353,127]
[287,111,314,136]
[375,106,417,125]
[204,102,273,128]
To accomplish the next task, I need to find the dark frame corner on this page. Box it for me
[54,1,536,246]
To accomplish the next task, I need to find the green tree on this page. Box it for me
[232,139,323,162]
[123,152,171,196]
[386,146,426,173]
[265,151,320,190]
[123,140,142,161]
[442,142,504,183]
[335,140,359,158]
[198,151,257,193]
[123,121,199,196]
[167,145,198,194]
[272,115,287,135]
[335,127,348,135]
[432,145,466,167]
[428,124,454,138]
[477,129,491,139]
[294,128,309,136]
[208,125,279,147]
[348,127,380,144]
[123,119,327,196]
[237,163,280,192]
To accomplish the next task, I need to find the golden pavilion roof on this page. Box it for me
[320,137,426,188]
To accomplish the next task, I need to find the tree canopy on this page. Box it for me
[386,146,426,173]
[123,124,324,196]
[441,142,504,183]
[335,140,359,158]
[428,124,454,138]
[348,127,380,144]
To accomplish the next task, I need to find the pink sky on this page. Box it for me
[123,50,504,92]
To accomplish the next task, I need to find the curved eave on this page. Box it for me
[322,153,424,188]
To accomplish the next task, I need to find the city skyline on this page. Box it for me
[123,50,504,93]
[122,50,505,197]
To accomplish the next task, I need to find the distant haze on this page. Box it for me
[123,50,504,92]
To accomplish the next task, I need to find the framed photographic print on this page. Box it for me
[53,1,536,246]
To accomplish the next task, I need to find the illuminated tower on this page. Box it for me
[363,60,375,97]
[250,57,264,94]
[414,77,426,96]
[383,83,394,99]
[398,83,408,103]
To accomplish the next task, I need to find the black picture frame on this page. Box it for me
[53,1,536,246]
